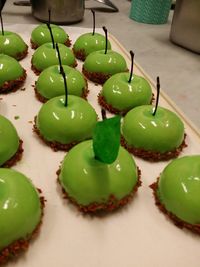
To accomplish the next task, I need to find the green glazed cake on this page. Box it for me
[58,139,141,212]
[0,168,45,264]
[151,155,200,234]
[121,105,186,161]
[82,50,128,84]
[31,43,77,75]
[35,65,88,102]
[0,114,23,167]
[98,73,152,115]
[34,95,97,151]
[31,24,71,49]
[0,54,26,93]
[0,31,28,60]
[73,32,111,61]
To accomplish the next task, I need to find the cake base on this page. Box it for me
[121,134,187,162]
[31,61,78,76]
[0,70,27,94]
[57,168,142,213]
[33,117,81,152]
[0,189,46,265]
[2,139,24,168]
[82,66,112,85]
[15,45,28,60]
[30,38,72,49]
[73,48,86,61]
[34,81,89,103]
[150,179,200,235]
[98,93,154,116]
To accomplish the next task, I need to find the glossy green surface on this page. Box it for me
[36,65,86,99]
[0,168,42,250]
[0,31,27,59]
[83,50,127,74]
[0,115,19,166]
[102,73,152,111]
[59,140,138,205]
[73,32,111,57]
[122,105,184,153]
[32,43,75,72]
[36,95,97,144]
[157,155,200,224]
[0,54,24,87]
[31,24,69,46]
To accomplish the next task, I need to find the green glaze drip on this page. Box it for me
[31,24,69,46]
[83,50,127,74]
[36,65,86,99]
[0,54,24,87]
[32,43,75,72]
[59,140,138,205]
[0,168,42,250]
[36,95,97,144]
[0,115,19,166]
[122,105,184,153]
[73,33,111,57]
[102,73,152,111]
[157,155,200,224]
[0,31,27,59]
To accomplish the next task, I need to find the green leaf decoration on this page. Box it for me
[93,115,121,164]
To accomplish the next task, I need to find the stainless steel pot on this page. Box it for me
[30,0,85,24]
[170,0,200,54]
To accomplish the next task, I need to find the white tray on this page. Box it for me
[1,24,200,267]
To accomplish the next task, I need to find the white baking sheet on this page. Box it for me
[1,24,200,267]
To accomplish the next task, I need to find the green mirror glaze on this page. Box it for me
[0,168,42,250]
[157,155,200,224]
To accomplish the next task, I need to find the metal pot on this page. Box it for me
[170,0,200,53]
[30,0,85,24]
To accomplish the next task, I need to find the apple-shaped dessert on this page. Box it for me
[31,43,77,75]
[151,155,200,234]
[35,65,88,103]
[0,31,28,60]
[0,114,23,167]
[0,168,44,264]
[73,33,112,61]
[34,95,97,151]
[121,105,186,161]
[121,77,186,161]
[73,10,111,61]
[0,54,26,93]
[98,51,152,115]
[31,24,71,49]
[82,26,128,85]
[58,115,141,213]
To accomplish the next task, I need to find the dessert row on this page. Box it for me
[0,22,200,265]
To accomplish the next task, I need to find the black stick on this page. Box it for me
[0,13,4,35]
[102,26,108,54]
[48,8,51,25]
[128,51,134,83]
[46,23,55,49]
[55,43,63,74]
[91,9,95,36]
[153,76,160,116]
[60,68,68,107]
[101,108,107,120]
